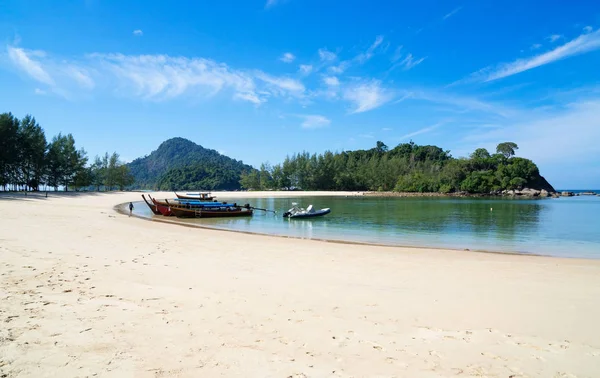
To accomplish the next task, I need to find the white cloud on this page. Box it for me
[133,29,143,36]
[7,46,55,85]
[255,72,305,95]
[391,46,403,62]
[300,114,331,129]
[298,64,313,75]
[323,76,340,86]
[343,80,393,113]
[92,53,262,102]
[479,29,600,82]
[279,52,295,63]
[5,45,314,104]
[547,34,562,43]
[382,127,392,131]
[355,35,384,64]
[399,53,426,70]
[329,61,350,74]
[443,6,462,20]
[531,43,542,50]
[398,123,443,141]
[583,26,593,33]
[318,48,337,62]
[34,88,46,95]
[461,99,600,167]
[65,66,95,89]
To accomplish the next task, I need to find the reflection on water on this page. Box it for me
[132,195,600,258]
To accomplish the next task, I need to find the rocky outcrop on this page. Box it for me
[562,191,575,197]
[502,188,547,197]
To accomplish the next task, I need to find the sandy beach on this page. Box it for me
[1,191,599,377]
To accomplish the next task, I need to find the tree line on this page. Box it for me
[240,141,553,194]
[0,112,134,191]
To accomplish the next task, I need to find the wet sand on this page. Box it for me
[1,191,599,377]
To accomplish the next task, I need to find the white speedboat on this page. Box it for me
[283,203,331,218]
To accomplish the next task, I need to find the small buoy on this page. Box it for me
[490,207,493,211]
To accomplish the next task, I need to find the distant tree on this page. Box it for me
[376,141,388,153]
[496,142,519,158]
[0,113,20,190]
[115,165,135,190]
[470,148,491,160]
[240,170,260,190]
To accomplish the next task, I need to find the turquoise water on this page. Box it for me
[132,194,600,258]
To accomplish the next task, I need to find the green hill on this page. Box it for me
[127,137,254,190]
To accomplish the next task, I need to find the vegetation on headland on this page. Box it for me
[127,137,253,190]
[240,141,555,195]
[0,112,133,191]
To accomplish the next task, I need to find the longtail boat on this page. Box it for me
[148,196,174,216]
[169,205,253,218]
[175,192,215,201]
[141,194,161,215]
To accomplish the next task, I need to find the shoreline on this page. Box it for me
[116,201,553,260]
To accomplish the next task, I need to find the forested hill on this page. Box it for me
[127,137,253,190]
[241,141,557,195]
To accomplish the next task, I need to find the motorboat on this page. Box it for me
[283,203,331,218]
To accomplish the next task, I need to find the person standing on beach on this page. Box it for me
[129,202,134,217]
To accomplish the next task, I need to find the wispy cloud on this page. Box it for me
[255,72,305,96]
[391,46,403,62]
[399,122,443,141]
[65,65,94,89]
[355,35,384,64]
[34,88,46,95]
[530,43,542,50]
[329,61,350,74]
[343,80,393,113]
[318,48,337,62]
[461,99,600,167]
[583,26,593,33]
[6,44,317,104]
[298,64,313,75]
[279,52,295,63]
[443,6,462,20]
[133,29,143,37]
[400,54,426,70]
[299,114,331,129]
[323,76,340,86]
[388,53,426,73]
[547,34,562,43]
[382,127,392,131]
[472,29,600,82]
[7,46,55,85]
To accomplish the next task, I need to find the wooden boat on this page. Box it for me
[141,194,161,215]
[169,205,253,218]
[283,203,331,219]
[151,197,227,209]
[175,192,215,201]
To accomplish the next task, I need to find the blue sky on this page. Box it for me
[1,0,599,189]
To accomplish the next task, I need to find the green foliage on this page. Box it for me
[496,142,519,158]
[0,112,133,191]
[248,140,554,195]
[127,137,252,190]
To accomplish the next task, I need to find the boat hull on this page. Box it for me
[141,194,162,215]
[170,206,253,218]
[175,192,215,201]
[287,208,331,218]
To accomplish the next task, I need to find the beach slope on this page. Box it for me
[1,192,599,377]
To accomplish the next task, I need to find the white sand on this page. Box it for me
[1,191,599,377]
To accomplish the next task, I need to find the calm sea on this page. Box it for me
[133,193,600,259]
